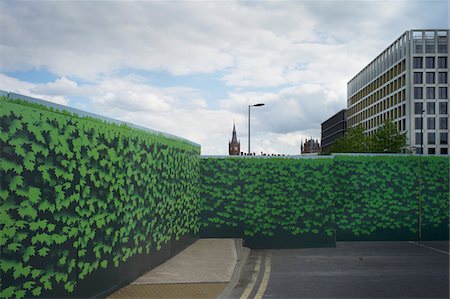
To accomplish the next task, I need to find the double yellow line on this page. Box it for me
[240,252,272,299]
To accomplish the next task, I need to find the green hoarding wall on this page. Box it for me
[0,97,200,298]
[199,157,336,248]
[333,156,449,241]
[199,156,449,245]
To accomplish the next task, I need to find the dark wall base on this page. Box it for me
[336,228,417,241]
[39,234,198,299]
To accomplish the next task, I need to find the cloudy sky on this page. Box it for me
[0,1,448,155]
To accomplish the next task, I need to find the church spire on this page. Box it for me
[229,122,240,155]
[231,122,238,144]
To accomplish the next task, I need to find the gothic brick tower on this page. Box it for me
[229,123,240,155]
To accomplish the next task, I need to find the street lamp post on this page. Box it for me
[248,103,265,155]
[421,109,425,155]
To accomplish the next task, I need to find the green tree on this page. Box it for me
[372,119,407,153]
[331,124,371,153]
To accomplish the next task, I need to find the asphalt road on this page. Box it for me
[231,241,449,299]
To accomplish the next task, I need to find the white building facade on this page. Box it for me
[347,29,449,154]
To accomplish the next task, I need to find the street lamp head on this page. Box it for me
[252,103,265,107]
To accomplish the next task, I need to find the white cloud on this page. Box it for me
[0,0,447,155]
[31,77,78,95]
[0,74,69,105]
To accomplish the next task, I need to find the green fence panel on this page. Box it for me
[417,156,449,240]
[0,97,200,298]
[333,156,419,240]
[199,158,336,248]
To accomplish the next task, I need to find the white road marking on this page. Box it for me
[409,241,450,256]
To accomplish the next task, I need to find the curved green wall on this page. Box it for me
[0,97,200,298]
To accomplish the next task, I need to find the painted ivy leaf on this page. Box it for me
[7,242,21,252]
[38,200,52,212]
[42,277,52,290]
[0,286,15,298]
[68,259,76,273]
[0,259,17,272]
[23,281,36,290]
[58,256,67,266]
[100,260,108,268]
[9,175,24,191]
[0,189,8,200]
[23,246,35,263]
[32,287,42,297]
[30,269,41,279]
[47,223,56,233]
[55,272,66,283]
[38,247,49,257]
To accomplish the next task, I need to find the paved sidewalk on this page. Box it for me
[108,238,245,299]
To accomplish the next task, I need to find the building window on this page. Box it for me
[427,102,435,114]
[441,147,448,155]
[438,57,447,68]
[414,102,423,114]
[416,132,423,145]
[413,57,423,68]
[415,117,423,129]
[438,31,448,54]
[414,87,423,99]
[428,148,436,155]
[439,87,448,99]
[428,132,436,144]
[427,117,435,129]
[426,87,435,99]
[440,133,448,145]
[440,117,448,129]
[439,102,448,114]
[426,72,435,84]
[425,57,435,68]
[438,72,447,84]
[414,72,423,84]
[425,45,435,54]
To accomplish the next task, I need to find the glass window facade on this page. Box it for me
[426,87,435,99]
[416,133,423,145]
[439,102,448,114]
[426,57,435,68]
[414,72,423,84]
[427,102,435,114]
[413,57,423,68]
[427,117,435,129]
[426,72,435,84]
[440,117,448,129]
[415,117,423,129]
[438,57,447,68]
[415,102,423,114]
[414,87,423,99]
[428,132,435,144]
[438,72,447,84]
[439,87,448,99]
[440,132,448,144]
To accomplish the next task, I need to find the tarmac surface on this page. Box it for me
[232,241,449,299]
[109,240,449,299]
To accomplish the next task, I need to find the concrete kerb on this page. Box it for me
[218,239,251,299]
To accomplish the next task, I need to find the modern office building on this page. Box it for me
[321,109,347,153]
[347,29,449,154]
